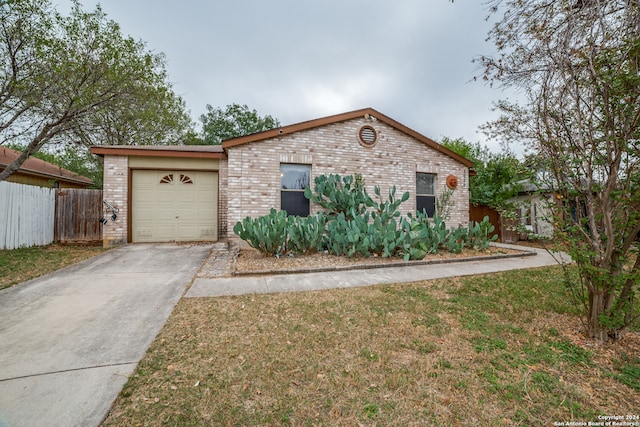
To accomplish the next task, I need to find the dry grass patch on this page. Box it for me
[103,266,640,426]
[0,243,105,290]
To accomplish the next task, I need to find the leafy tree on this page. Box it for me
[0,0,193,181]
[479,0,640,341]
[199,103,280,145]
[182,130,206,146]
[440,137,488,164]
[441,137,522,209]
[54,146,102,188]
[77,83,194,147]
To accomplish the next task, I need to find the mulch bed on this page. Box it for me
[233,245,531,275]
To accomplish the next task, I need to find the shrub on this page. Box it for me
[287,213,327,255]
[398,215,429,260]
[466,216,498,250]
[445,224,468,254]
[399,213,452,260]
[233,208,289,257]
[304,174,371,220]
[325,213,374,258]
[369,186,409,257]
[234,175,499,258]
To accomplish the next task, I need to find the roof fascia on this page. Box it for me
[222,108,374,149]
[90,146,226,159]
[0,164,93,185]
[369,110,474,168]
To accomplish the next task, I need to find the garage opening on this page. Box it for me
[132,170,218,243]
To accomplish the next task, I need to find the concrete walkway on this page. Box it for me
[187,243,571,297]
[0,243,212,427]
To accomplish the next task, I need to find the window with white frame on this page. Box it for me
[416,173,436,217]
[280,163,311,216]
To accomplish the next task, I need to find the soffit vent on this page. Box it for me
[358,125,378,147]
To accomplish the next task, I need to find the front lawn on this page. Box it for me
[102,266,640,426]
[0,244,106,290]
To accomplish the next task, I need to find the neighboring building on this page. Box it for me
[0,146,94,189]
[91,108,474,247]
[508,179,555,239]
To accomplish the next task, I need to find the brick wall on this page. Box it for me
[102,155,128,247]
[218,158,228,239]
[226,117,470,236]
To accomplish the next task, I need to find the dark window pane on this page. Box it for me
[281,164,310,190]
[281,191,310,217]
[417,195,435,217]
[416,173,435,195]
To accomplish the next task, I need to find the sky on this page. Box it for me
[58,0,513,153]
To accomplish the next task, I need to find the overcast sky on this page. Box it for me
[60,0,513,153]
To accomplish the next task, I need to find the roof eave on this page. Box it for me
[221,109,375,149]
[90,146,227,159]
[0,164,93,186]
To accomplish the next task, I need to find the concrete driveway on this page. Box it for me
[0,243,212,427]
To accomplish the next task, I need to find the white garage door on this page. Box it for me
[132,170,218,243]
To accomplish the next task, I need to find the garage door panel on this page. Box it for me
[198,208,216,221]
[177,210,197,221]
[155,207,176,221]
[136,227,153,240]
[176,197,198,209]
[176,225,197,239]
[198,226,217,239]
[197,191,216,203]
[194,172,213,183]
[135,172,157,185]
[136,208,153,222]
[154,226,178,241]
[136,192,156,202]
[158,190,178,202]
[132,170,218,243]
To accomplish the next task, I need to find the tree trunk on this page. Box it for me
[588,289,608,342]
[0,146,33,181]
[588,284,630,342]
[618,255,640,326]
[0,120,63,181]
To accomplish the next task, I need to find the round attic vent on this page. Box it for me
[358,125,378,147]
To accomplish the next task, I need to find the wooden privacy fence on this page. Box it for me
[0,181,56,249]
[469,203,503,242]
[0,181,103,249]
[54,188,103,244]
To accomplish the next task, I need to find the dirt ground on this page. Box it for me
[234,245,524,274]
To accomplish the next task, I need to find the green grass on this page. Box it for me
[0,244,105,290]
[612,354,640,391]
[101,265,640,426]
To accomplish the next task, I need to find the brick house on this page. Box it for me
[0,146,93,189]
[91,108,473,247]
